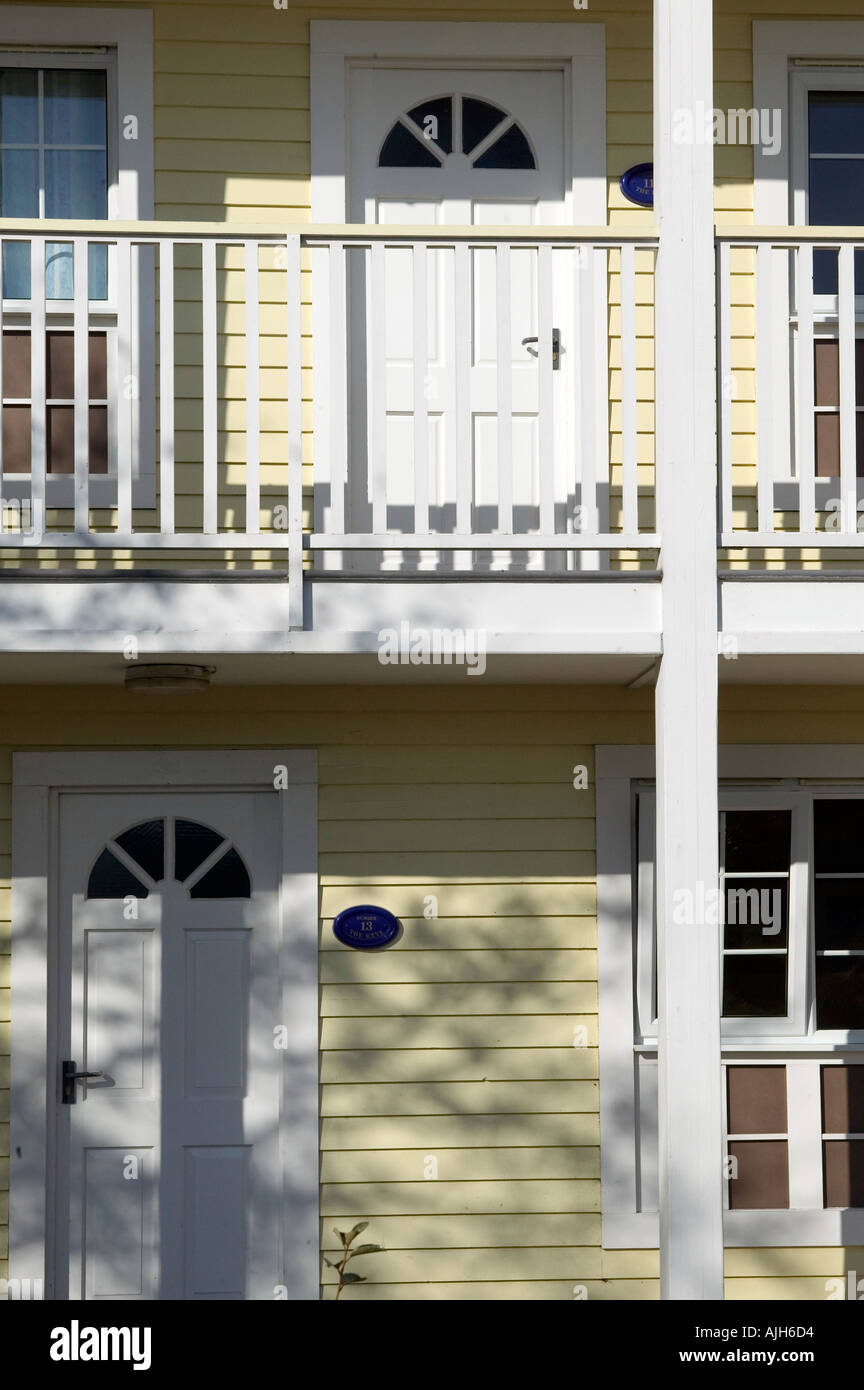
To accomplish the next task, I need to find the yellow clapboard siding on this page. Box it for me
[319,782,595,818]
[321,1279,655,1300]
[321,1113,599,1150]
[320,1080,598,1116]
[320,1015,596,1050]
[319,1246,602,1282]
[321,1046,596,1084]
[319,918,595,950]
[319,1146,600,1183]
[319,1213,599,1247]
[155,74,308,109]
[320,949,597,984]
[321,1181,598,1216]
[320,982,596,1017]
[320,883,595,918]
[319,819,592,852]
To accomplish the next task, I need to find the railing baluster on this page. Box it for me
[412,240,429,536]
[202,238,218,535]
[718,238,733,539]
[496,241,513,537]
[329,241,347,540]
[30,237,46,539]
[578,245,598,543]
[244,241,260,536]
[755,243,774,537]
[159,241,175,535]
[116,236,133,537]
[537,242,554,538]
[369,241,386,535]
[838,242,856,537]
[796,241,816,535]
[620,241,638,536]
[454,240,471,564]
[285,233,303,629]
[73,238,89,536]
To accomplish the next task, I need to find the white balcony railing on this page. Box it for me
[0,222,658,620]
[719,228,864,550]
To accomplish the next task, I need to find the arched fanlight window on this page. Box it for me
[87,817,251,899]
[378,94,536,170]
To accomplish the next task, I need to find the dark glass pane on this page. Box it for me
[810,157,864,224]
[406,97,452,154]
[115,819,165,883]
[0,69,38,145]
[722,954,787,1017]
[189,846,251,898]
[814,799,864,872]
[88,243,109,302]
[809,93,864,156]
[727,1140,789,1209]
[175,819,225,882]
[88,848,148,899]
[45,149,107,219]
[88,405,108,473]
[474,123,535,170]
[2,241,31,299]
[462,97,507,156]
[816,957,864,1029]
[815,879,864,950]
[724,878,788,948]
[43,69,107,146]
[824,1140,864,1207]
[47,406,73,473]
[724,809,791,872]
[0,148,38,216]
[379,121,440,168]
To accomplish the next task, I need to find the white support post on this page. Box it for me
[654,0,724,1300]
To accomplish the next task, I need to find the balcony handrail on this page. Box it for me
[718,225,864,244]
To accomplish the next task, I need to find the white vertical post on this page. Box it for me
[202,238,218,535]
[159,241,175,535]
[30,238,47,537]
[116,237,133,537]
[537,242,555,538]
[454,241,472,568]
[620,242,638,536]
[369,242,387,536]
[496,242,513,536]
[73,239,89,536]
[412,241,429,536]
[718,238,733,538]
[285,234,303,629]
[838,243,856,537]
[796,242,816,536]
[755,244,774,536]
[654,0,724,1301]
[245,241,261,537]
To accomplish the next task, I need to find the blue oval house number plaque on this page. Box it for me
[333,904,401,949]
[620,162,654,208]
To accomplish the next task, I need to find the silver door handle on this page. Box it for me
[521,328,561,369]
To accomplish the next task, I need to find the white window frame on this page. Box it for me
[0,6,155,507]
[8,750,320,1301]
[598,744,864,1249]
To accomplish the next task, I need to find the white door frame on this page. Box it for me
[310,21,607,224]
[8,750,319,1301]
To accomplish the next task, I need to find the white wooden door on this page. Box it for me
[346,66,586,569]
[55,790,283,1300]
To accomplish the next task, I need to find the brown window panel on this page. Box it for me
[728,1140,789,1209]
[2,403,30,471]
[2,331,30,398]
[822,1066,864,1134]
[727,1065,787,1136]
[46,405,109,474]
[813,338,864,409]
[814,411,864,478]
[823,1140,864,1208]
[46,331,108,400]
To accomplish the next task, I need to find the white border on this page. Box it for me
[9,750,320,1301]
[309,21,607,224]
[598,744,864,1249]
[0,4,155,505]
[754,20,864,225]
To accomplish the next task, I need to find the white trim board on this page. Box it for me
[309,21,606,224]
[8,750,319,1301]
[597,743,864,1250]
[754,20,864,225]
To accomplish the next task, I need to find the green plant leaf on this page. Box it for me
[349,1244,382,1255]
[349,1221,369,1237]
[341,1272,366,1284]
[333,1227,347,1244]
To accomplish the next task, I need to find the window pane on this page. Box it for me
[2,241,31,299]
[724,809,791,871]
[815,958,864,1029]
[88,848,148,899]
[43,68,107,146]
[724,878,788,948]
[189,846,251,899]
[727,1066,787,1135]
[474,123,536,170]
[0,68,38,144]
[115,819,165,883]
[809,93,864,156]
[814,799,864,871]
[2,331,30,397]
[462,97,507,156]
[175,819,225,882]
[810,157,864,225]
[823,1140,864,1207]
[0,147,38,216]
[815,879,864,950]
[822,1065,864,1133]
[45,148,107,219]
[379,120,440,168]
[722,954,787,1017]
[406,98,452,154]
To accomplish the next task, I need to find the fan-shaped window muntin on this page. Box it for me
[87,816,251,900]
[378,94,537,171]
